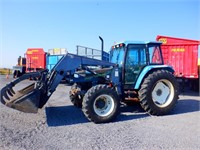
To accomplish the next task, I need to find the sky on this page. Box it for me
[0,0,200,68]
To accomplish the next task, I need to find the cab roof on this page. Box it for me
[113,41,162,47]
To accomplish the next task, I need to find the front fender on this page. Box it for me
[134,65,174,89]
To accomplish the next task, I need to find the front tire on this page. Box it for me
[82,84,120,123]
[139,70,179,115]
[69,83,83,108]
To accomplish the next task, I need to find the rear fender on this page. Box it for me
[134,65,174,89]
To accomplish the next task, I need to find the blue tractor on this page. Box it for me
[0,41,179,123]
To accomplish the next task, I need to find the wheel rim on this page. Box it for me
[93,94,115,117]
[152,79,174,108]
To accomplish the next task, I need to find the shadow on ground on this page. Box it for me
[45,106,88,127]
[116,103,148,122]
[45,103,148,127]
[45,99,199,127]
[170,99,200,115]
[180,91,200,97]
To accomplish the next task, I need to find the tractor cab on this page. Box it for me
[110,41,164,86]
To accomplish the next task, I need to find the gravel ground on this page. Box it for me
[0,75,200,150]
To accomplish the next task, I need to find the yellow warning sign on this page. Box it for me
[171,48,185,52]
[158,38,167,44]
[32,50,39,52]
[32,57,38,59]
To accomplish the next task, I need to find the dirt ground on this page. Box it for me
[0,75,199,150]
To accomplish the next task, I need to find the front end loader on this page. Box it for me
[0,53,119,116]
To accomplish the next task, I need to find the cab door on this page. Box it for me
[124,45,147,85]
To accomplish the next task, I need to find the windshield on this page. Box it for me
[126,45,147,66]
[110,47,124,67]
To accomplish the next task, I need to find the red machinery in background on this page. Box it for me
[156,35,200,91]
[13,48,46,78]
[26,48,46,72]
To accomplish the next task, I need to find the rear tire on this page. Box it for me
[82,84,120,123]
[138,70,179,115]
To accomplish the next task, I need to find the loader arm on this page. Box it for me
[46,53,116,96]
[0,53,116,113]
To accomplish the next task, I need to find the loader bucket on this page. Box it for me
[0,71,46,113]
[0,82,41,113]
